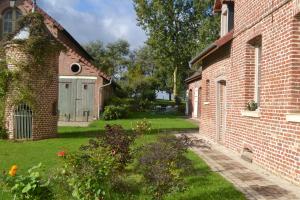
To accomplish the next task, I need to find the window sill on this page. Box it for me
[286,113,300,123]
[203,102,210,105]
[241,110,261,118]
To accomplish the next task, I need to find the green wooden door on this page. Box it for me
[58,79,76,121]
[75,79,95,122]
[59,78,95,122]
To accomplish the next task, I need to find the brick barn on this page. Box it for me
[186,0,300,185]
[1,0,113,140]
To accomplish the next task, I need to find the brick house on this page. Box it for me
[1,0,113,140]
[186,0,300,185]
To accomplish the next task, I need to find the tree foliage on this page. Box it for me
[133,0,220,97]
[84,40,130,78]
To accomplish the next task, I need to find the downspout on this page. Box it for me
[98,78,113,118]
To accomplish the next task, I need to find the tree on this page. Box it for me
[84,40,131,78]
[133,0,219,98]
[121,45,158,101]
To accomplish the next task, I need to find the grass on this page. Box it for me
[59,112,198,136]
[0,112,245,200]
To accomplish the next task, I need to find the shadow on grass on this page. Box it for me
[57,128,199,139]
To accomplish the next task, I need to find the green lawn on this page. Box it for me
[0,112,245,200]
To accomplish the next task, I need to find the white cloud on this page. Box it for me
[38,0,147,49]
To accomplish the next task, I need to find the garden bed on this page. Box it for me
[0,112,245,200]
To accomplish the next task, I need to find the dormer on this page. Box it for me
[214,0,234,37]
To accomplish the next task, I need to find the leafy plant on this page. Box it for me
[132,118,152,135]
[0,127,8,139]
[82,125,136,171]
[0,163,53,200]
[102,105,128,120]
[246,100,258,111]
[137,134,193,200]
[57,147,117,200]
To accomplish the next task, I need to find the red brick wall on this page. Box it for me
[195,1,300,185]
[4,43,59,140]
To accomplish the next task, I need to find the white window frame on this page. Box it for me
[254,45,262,109]
[221,4,229,37]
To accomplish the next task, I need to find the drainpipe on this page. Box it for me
[32,0,37,13]
[98,78,113,119]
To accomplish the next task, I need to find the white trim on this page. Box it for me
[70,63,82,74]
[286,113,300,123]
[241,110,261,118]
[59,76,97,80]
[254,45,262,107]
[203,102,210,105]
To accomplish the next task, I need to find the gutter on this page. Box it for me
[189,44,217,68]
[98,78,113,118]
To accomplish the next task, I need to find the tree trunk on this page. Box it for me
[168,92,172,101]
[173,67,178,98]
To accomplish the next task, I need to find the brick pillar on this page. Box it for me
[4,42,59,140]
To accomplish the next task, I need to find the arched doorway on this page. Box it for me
[14,103,33,139]
[188,89,193,116]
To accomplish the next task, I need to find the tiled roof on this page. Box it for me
[24,0,111,81]
[189,31,234,66]
[185,69,202,83]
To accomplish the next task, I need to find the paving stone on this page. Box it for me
[188,134,300,200]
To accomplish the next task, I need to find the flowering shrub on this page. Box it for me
[81,125,136,171]
[132,119,152,135]
[137,134,193,200]
[0,163,53,200]
[58,145,118,200]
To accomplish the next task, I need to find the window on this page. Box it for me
[220,3,234,37]
[206,80,210,102]
[70,63,82,74]
[2,8,22,36]
[254,45,262,108]
[221,5,228,36]
[65,83,69,89]
[84,84,88,90]
[52,101,58,116]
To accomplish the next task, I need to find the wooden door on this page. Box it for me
[59,78,95,122]
[75,79,95,122]
[58,79,75,121]
[188,89,193,116]
[198,88,202,119]
[217,80,226,143]
[193,88,199,118]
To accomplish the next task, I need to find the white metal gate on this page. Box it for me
[14,103,33,139]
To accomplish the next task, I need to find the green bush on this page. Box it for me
[132,119,152,135]
[102,105,128,120]
[134,98,154,111]
[57,147,117,200]
[81,125,136,171]
[137,134,193,200]
[0,127,8,139]
[0,163,53,200]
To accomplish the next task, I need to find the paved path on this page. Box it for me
[188,133,300,200]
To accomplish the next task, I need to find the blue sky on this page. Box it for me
[38,0,147,49]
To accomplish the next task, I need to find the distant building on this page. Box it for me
[1,0,113,140]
